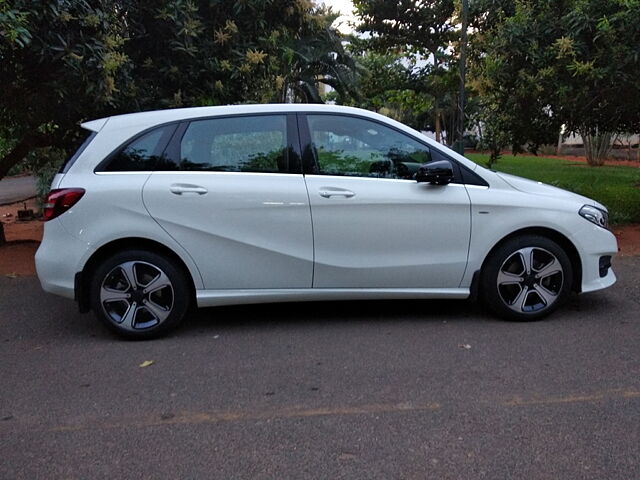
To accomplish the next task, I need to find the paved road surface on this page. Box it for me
[1,257,638,479]
[0,175,36,205]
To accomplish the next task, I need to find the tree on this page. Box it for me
[120,1,357,107]
[276,8,359,103]
[472,0,640,166]
[353,0,456,143]
[0,0,358,180]
[347,49,413,112]
[412,57,464,146]
[1,0,132,180]
[335,47,433,130]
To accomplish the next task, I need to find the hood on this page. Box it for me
[496,172,607,211]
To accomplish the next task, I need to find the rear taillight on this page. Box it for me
[43,188,85,221]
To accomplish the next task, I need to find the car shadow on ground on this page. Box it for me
[178,289,618,338]
[181,298,495,335]
[17,280,615,342]
[76,295,618,341]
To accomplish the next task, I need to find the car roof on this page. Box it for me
[81,104,386,133]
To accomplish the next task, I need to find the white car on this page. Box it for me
[35,104,617,338]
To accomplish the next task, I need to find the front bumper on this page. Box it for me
[582,263,616,293]
[572,224,618,293]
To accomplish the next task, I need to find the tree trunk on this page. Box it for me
[0,139,31,181]
[0,133,53,182]
[581,129,614,167]
[433,54,442,144]
[435,107,442,143]
[488,148,501,168]
[456,0,469,155]
[556,129,563,156]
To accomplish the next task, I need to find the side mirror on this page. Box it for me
[416,160,454,185]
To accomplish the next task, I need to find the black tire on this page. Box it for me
[90,249,191,339]
[481,235,573,321]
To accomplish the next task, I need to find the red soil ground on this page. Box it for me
[532,154,640,168]
[1,197,638,277]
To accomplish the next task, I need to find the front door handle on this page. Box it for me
[170,184,208,195]
[319,188,356,199]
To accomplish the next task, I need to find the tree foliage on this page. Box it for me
[0,0,357,179]
[1,0,130,178]
[353,0,455,54]
[278,9,358,103]
[352,0,457,143]
[335,46,431,130]
[471,0,640,165]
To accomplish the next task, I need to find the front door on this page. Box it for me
[301,113,471,289]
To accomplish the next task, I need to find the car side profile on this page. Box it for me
[35,104,617,338]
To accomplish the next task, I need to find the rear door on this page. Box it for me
[142,114,313,290]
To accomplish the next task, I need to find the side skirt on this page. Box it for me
[196,288,470,308]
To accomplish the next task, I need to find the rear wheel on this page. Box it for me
[90,250,191,339]
[481,235,573,321]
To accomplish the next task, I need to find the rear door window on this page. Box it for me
[177,115,289,173]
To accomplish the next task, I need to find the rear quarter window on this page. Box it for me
[59,131,97,173]
[100,124,177,172]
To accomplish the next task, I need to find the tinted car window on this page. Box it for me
[178,115,288,173]
[104,125,175,172]
[307,115,431,179]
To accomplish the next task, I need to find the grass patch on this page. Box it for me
[467,153,640,225]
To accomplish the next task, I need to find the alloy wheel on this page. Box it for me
[497,247,564,314]
[99,261,174,331]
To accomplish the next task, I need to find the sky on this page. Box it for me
[317,0,358,34]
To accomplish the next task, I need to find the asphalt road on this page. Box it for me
[1,257,639,479]
[0,176,36,205]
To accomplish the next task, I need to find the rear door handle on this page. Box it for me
[170,184,208,195]
[319,188,356,198]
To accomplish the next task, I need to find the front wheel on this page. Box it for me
[481,235,573,321]
[90,250,191,339]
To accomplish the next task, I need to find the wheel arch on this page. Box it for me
[76,237,197,313]
[478,227,582,293]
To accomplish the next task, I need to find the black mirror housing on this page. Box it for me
[415,160,454,185]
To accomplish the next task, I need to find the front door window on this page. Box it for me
[307,114,431,180]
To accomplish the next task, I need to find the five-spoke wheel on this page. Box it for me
[91,250,190,338]
[100,261,174,331]
[497,247,564,313]
[482,235,573,321]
